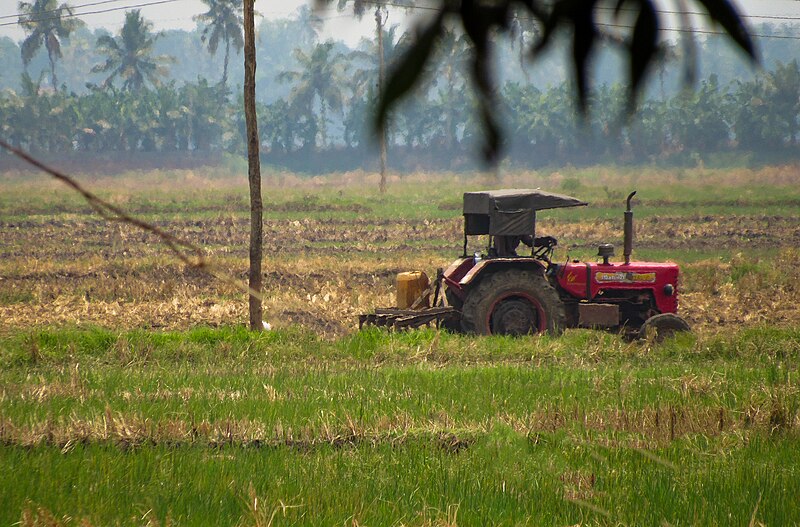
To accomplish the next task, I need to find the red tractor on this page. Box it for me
[360,189,690,339]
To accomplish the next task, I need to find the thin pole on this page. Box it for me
[244,0,263,330]
[376,6,388,194]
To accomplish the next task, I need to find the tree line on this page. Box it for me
[2,0,799,171]
[3,60,798,168]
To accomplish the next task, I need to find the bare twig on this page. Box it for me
[1,139,204,267]
[0,139,264,304]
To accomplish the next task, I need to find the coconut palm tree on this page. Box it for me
[348,25,406,100]
[17,0,83,88]
[193,0,244,86]
[91,10,172,92]
[277,42,348,149]
[336,0,413,192]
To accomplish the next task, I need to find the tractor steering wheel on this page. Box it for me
[533,236,557,262]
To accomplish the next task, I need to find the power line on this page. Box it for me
[356,0,800,42]
[5,0,800,42]
[362,0,800,21]
[8,0,800,25]
[381,3,800,42]
[0,0,131,21]
[592,4,800,22]
[1,0,339,29]
[0,0,187,28]
[595,21,800,41]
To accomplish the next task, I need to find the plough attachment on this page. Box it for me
[359,269,458,330]
[358,306,458,330]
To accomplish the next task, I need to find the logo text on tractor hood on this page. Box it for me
[595,271,657,284]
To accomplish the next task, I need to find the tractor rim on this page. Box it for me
[487,292,547,335]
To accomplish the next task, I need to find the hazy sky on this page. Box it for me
[1,0,799,45]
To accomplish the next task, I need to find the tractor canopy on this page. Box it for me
[463,189,587,236]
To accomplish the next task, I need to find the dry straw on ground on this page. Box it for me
[2,167,800,337]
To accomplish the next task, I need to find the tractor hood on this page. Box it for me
[463,189,587,236]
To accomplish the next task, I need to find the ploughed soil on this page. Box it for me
[1,211,799,337]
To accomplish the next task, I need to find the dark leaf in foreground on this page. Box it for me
[628,0,659,111]
[375,9,445,134]
[696,0,756,60]
[310,1,756,162]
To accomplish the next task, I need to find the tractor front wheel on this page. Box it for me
[461,269,566,336]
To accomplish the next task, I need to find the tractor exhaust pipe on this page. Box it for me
[624,191,636,265]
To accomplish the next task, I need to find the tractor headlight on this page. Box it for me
[664,284,675,296]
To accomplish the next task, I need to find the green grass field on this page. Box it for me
[2,327,800,525]
[2,165,800,525]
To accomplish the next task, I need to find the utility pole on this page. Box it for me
[244,0,263,330]
[376,6,388,194]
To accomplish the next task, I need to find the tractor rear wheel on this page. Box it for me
[461,269,566,336]
[639,313,690,341]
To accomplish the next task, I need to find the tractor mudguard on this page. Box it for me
[459,258,548,287]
